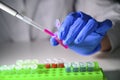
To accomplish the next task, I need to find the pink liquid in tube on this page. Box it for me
[44,29,68,49]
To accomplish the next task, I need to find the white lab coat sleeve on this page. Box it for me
[101,2,120,53]
[107,20,120,53]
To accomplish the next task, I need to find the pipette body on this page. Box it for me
[0,1,68,48]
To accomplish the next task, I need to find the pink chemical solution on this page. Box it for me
[44,29,68,49]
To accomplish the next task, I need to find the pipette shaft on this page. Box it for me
[0,1,68,49]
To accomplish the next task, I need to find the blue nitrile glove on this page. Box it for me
[50,12,112,55]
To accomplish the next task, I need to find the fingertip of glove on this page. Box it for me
[50,37,59,46]
[63,40,71,45]
[58,32,62,40]
[58,30,66,40]
[63,40,67,45]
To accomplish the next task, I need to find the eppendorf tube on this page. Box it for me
[64,63,71,72]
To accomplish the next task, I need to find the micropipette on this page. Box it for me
[0,1,68,49]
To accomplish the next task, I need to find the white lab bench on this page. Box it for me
[0,39,120,80]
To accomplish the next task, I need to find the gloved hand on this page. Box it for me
[50,12,112,55]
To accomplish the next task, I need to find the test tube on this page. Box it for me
[16,60,23,66]
[44,61,51,68]
[87,62,94,72]
[30,64,38,73]
[22,64,31,74]
[55,19,61,29]
[72,62,79,72]
[15,65,22,70]
[30,64,38,69]
[1,65,6,71]
[45,59,52,68]
[52,58,58,68]
[9,65,15,70]
[32,59,39,64]
[57,58,64,68]
[14,65,23,74]
[24,59,31,65]
[6,65,12,74]
[64,63,71,72]
[0,66,2,71]
[0,65,5,74]
[79,62,86,72]
[8,65,15,74]
[0,66,2,74]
